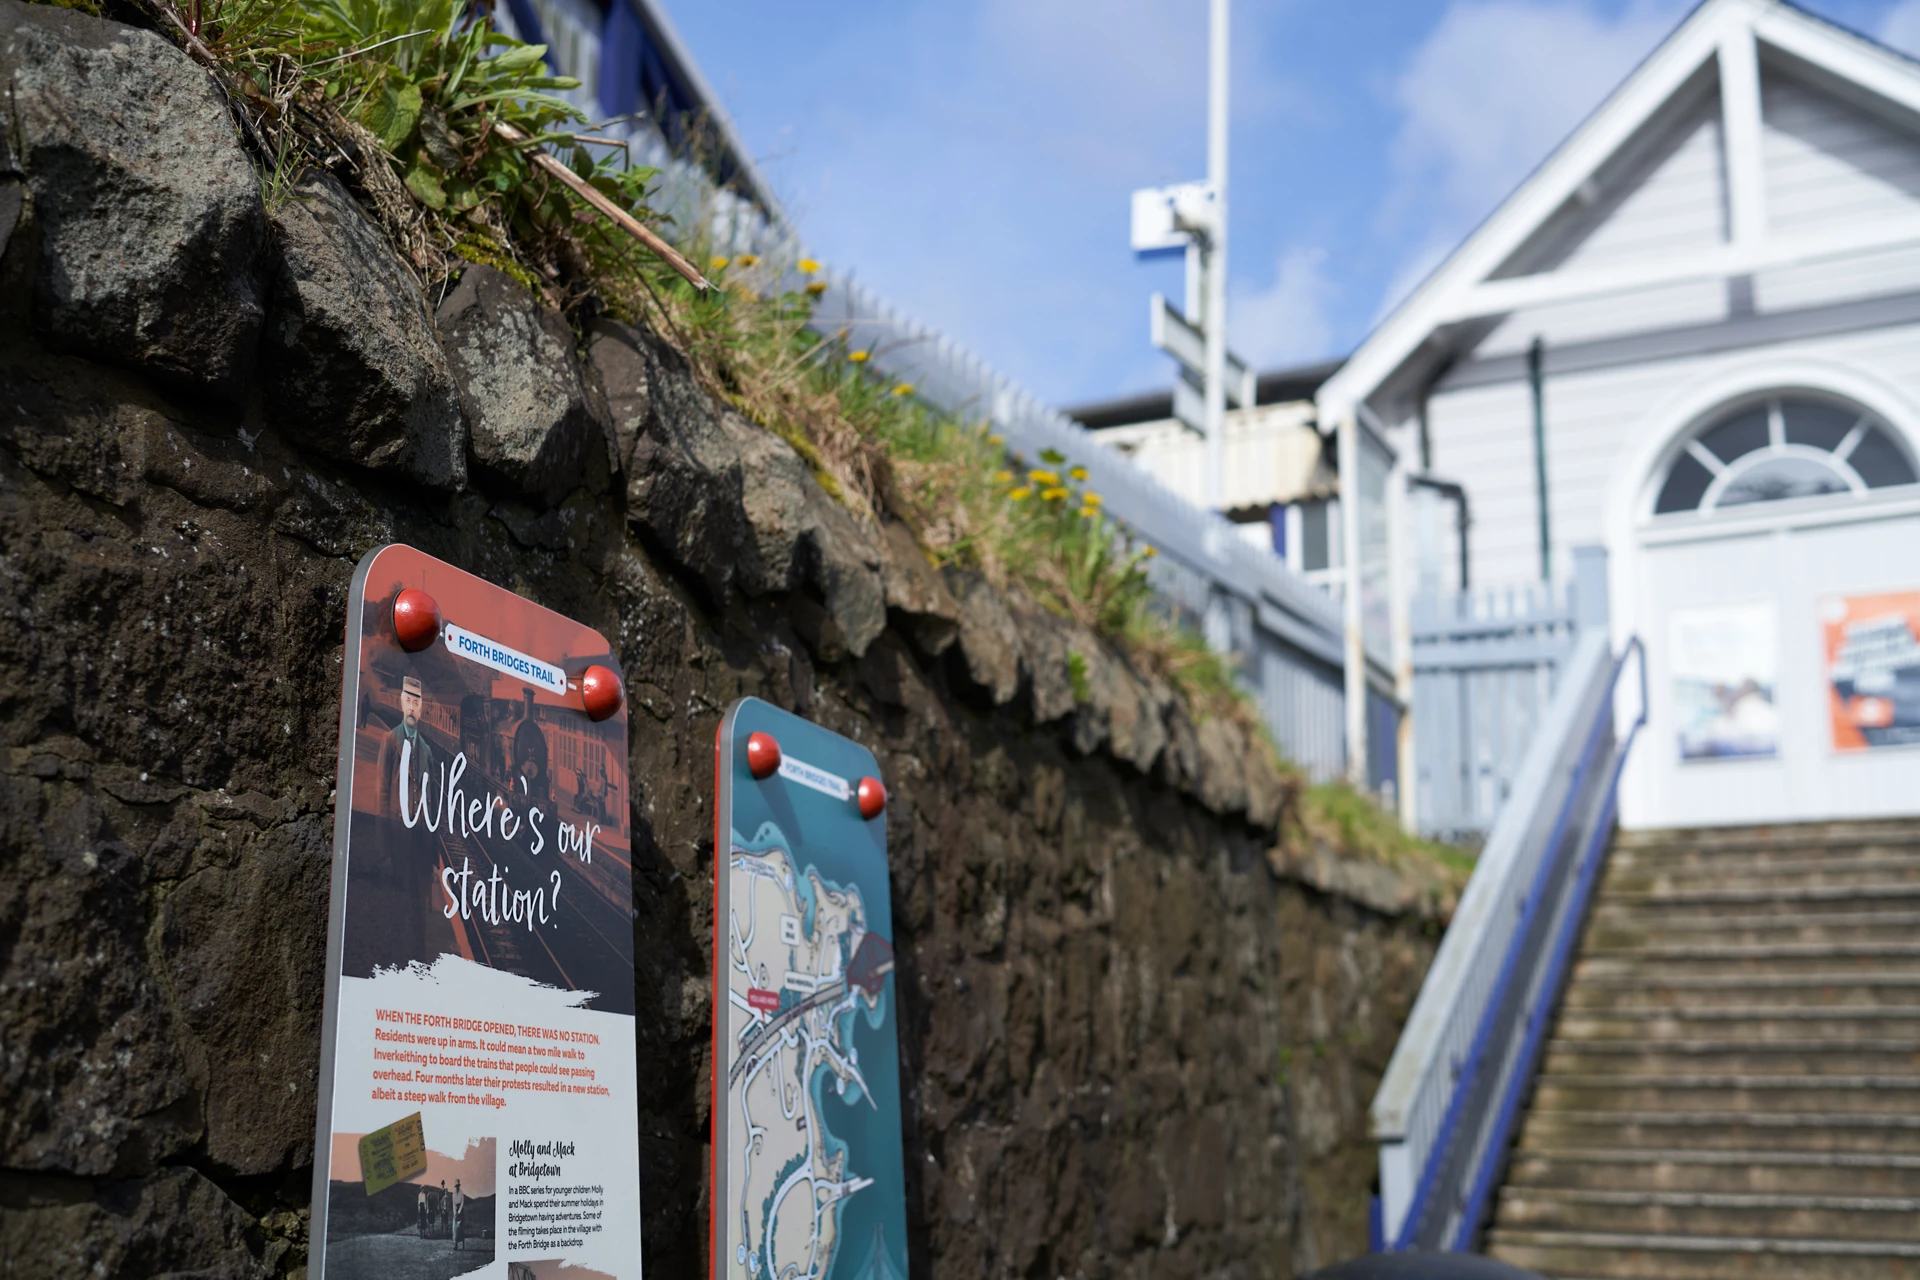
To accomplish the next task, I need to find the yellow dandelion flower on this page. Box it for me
[1009,486,1033,501]
[1041,486,1069,501]
[1068,466,1088,481]
[1081,492,1102,507]
[1142,546,1158,558]
[1079,506,1098,519]
[986,433,1005,445]
[892,384,914,396]
[736,253,758,267]
[849,350,870,363]
[1029,469,1060,486]
[993,470,1014,484]
[709,255,729,270]
[804,280,828,295]
[798,257,821,274]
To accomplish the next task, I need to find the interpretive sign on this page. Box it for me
[1821,589,1920,751]
[314,543,640,1280]
[713,699,906,1280]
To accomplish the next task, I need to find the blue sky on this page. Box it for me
[662,0,1920,409]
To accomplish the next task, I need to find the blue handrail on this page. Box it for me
[1389,636,1647,1251]
[1452,636,1648,1248]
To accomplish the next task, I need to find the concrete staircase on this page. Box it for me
[1485,820,1920,1280]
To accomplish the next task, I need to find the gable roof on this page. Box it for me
[1316,0,1920,427]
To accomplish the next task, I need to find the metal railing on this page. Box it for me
[506,3,1372,780]
[1372,630,1648,1250]
[1411,546,1610,841]
[803,276,1362,778]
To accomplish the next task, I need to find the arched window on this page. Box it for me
[1653,394,1918,516]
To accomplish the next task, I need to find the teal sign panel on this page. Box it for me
[712,698,906,1280]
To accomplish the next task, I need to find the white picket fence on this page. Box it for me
[1412,547,1612,841]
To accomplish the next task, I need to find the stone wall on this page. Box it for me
[0,4,1446,1275]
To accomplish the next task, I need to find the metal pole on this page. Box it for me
[1202,0,1230,511]
[1529,336,1551,582]
[1340,410,1367,787]
[1389,455,1415,830]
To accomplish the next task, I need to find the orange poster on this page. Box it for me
[1819,590,1920,752]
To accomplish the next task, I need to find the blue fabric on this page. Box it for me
[596,0,642,119]
[500,0,546,62]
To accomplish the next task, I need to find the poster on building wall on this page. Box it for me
[1670,601,1780,761]
[313,543,640,1280]
[713,698,906,1280]
[1820,589,1920,752]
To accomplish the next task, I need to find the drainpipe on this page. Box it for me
[1408,475,1471,591]
[1529,336,1551,583]
[1412,369,1470,591]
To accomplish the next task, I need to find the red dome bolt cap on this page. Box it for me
[856,776,886,820]
[746,732,781,780]
[580,665,624,722]
[392,588,441,652]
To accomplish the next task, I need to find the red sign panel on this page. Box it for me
[312,544,640,1279]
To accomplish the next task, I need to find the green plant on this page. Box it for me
[1294,781,1475,881]
[171,0,664,291]
[122,0,1302,749]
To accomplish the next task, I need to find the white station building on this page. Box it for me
[1302,0,1920,832]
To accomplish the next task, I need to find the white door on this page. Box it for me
[1621,393,1920,830]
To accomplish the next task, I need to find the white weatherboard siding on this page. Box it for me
[1762,66,1920,237]
[1427,318,1920,592]
[1478,89,1729,358]
[1754,68,1920,308]
[1428,56,1920,594]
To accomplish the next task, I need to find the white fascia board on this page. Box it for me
[1720,21,1766,248]
[1446,218,1920,320]
[1316,0,1755,425]
[1753,5,1920,122]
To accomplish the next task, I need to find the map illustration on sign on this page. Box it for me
[713,699,906,1280]
[314,544,643,1280]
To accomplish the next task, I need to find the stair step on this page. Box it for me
[1487,1227,1920,1280]
[1506,1147,1920,1196]
[1553,1008,1920,1042]
[1614,820,1920,856]
[1587,911,1920,948]
[1573,946,1920,980]
[1562,973,1920,1011]
[1540,1038,1920,1077]
[1608,842,1920,873]
[1517,1111,1920,1154]
[1482,823,1920,1272]
[1531,1074,1920,1116]
[1494,1186,1920,1241]
[1604,854,1920,896]
[1597,882,1920,912]
[1593,896,1920,929]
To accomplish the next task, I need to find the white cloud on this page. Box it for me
[975,0,1209,182]
[1377,0,1685,315]
[1881,0,1920,56]
[1232,245,1336,368]
[1388,0,1682,224]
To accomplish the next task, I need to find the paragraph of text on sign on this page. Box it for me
[366,1008,610,1111]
